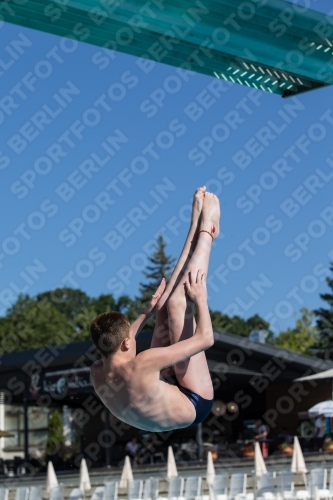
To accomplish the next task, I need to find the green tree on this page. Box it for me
[46,410,64,454]
[210,310,272,338]
[0,288,134,353]
[0,293,83,352]
[246,314,270,334]
[91,293,137,323]
[275,308,318,354]
[310,262,333,358]
[210,311,245,335]
[37,288,91,319]
[136,234,175,313]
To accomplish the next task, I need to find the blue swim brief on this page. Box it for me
[168,376,214,426]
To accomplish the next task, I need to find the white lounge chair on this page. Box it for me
[277,471,294,500]
[91,486,105,500]
[68,489,83,500]
[297,468,327,499]
[181,476,201,500]
[256,472,276,500]
[159,477,184,500]
[205,474,228,500]
[29,487,42,500]
[229,473,247,500]
[0,488,9,500]
[318,468,333,500]
[49,485,64,500]
[143,478,159,500]
[105,481,118,500]
[15,488,29,500]
[128,480,143,500]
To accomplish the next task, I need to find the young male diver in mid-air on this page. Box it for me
[90,187,220,431]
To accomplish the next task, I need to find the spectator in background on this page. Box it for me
[314,414,327,451]
[145,433,164,463]
[254,418,268,458]
[125,436,139,464]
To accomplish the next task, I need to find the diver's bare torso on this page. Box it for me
[90,355,196,431]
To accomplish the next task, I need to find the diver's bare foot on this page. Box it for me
[191,186,206,228]
[199,192,220,240]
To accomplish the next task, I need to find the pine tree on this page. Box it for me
[135,234,175,316]
[311,262,333,358]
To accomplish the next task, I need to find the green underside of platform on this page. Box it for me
[2,0,333,97]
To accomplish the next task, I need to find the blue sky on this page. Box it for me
[1,0,333,335]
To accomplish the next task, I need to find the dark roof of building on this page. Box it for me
[213,330,333,373]
[1,330,332,387]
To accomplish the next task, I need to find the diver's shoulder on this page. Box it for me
[90,359,103,374]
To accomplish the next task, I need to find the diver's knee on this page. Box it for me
[167,288,186,315]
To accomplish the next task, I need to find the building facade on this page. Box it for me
[0,331,332,465]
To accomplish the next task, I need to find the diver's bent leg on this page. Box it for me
[166,235,213,399]
[166,193,220,399]
[150,187,206,349]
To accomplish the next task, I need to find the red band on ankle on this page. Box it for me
[199,229,213,241]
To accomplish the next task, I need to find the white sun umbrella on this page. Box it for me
[308,401,333,418]
[167,446,178,479]
[291,436,308,488]
[46,461,58,493]
[120,455,133,488]
[206,451,215,486]
[79,458,91,492]
[255,442,267,479]
[291,436,307,474]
